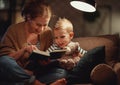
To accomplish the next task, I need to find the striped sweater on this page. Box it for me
[46,41,87,55]
[46,41,87,70]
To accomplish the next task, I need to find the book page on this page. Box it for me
[33,50,50,56]
[29,49,66,60]
[54,49,66,52]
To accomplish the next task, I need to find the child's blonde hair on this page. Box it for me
[54,18,73,33]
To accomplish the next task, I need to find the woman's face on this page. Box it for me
[28,16,50,34]
[54,29,73,48]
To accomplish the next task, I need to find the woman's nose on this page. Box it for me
[41,26,44,31]
[37,26,44,32]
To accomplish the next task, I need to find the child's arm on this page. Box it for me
[58,55,80,70]
[64,42,79,55]
[58,42,87,70]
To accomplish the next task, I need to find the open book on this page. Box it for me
[29,49,66,60]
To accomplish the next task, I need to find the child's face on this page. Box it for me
[53,29,73,48]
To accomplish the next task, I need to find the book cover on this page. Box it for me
[29,49,66,60]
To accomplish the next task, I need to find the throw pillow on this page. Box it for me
[66,46,105,84]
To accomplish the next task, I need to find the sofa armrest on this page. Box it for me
[113,62,120,72]
[113,62,120,85]
[90,64,117,85]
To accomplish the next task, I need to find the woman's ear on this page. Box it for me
[69,32,74,39]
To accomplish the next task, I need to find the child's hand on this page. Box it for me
[58,59,75,70]
[65,59,75,70]
[64,42,79,55]
[58,59,67,64]
[58,59,67,69]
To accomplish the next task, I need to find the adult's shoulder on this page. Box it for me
[4,22,26,37]
[7,22,25,32]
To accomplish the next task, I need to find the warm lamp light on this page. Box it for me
[70,0,96,12]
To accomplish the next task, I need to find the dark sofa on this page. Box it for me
[72,34,120,85]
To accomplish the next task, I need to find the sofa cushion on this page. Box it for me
[73,34,119,66]
[66,46,105,84]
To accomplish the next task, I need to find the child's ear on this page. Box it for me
[69,32,74,39]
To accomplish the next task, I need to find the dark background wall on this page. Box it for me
[0,0,120,40]
[47,0,120,37]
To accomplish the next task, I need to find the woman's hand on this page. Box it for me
[25,45,51,66]
[25,45,38,54]
[8,45,37,60]
[23,45,39,58]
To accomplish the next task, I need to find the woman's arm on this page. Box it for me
[8,45,34,60]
